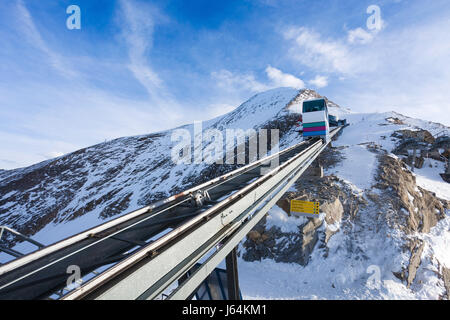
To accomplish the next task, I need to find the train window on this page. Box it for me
[302,100,326,113]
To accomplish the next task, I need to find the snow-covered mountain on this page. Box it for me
[0,87,449,299]
[0,88,313,254]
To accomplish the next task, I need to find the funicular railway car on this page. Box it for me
[301,98,330,143]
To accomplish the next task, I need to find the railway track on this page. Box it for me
[0,127,342,300]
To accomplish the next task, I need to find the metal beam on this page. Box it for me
[0,226,44,249]
[225,248,239,300]
[62,134,332,300]
[0,245,24,259]
[167,131,333,300]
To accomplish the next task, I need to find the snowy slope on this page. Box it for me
[238,111,450,300]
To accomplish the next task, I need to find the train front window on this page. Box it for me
[302,100,326,113]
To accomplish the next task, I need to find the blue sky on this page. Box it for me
[1,0,449,169]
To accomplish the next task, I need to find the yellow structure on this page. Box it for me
[290,200,320,218]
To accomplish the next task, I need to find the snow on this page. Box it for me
[238,254,416,300]
[407,192,414,204]
[407,208,450,299]
[326,145,377,193]
[322,112,411,193]
[420,209,450,268]
[413,159,450,201]
[0,206,106,264]
[265,205,308,233]
[211,87,298,131]
[288,101,302,114]
[238,200,438,299]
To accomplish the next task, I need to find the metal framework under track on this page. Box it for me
[0,127,342,300]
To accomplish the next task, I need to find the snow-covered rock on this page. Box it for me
[240,107,450,300]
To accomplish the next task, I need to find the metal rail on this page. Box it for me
[61,127,342,300]
[0,133,326,300]
[0,226,44,259]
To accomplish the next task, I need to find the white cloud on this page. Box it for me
[283,12,450,126]
[265,65,305,89]
[284,27,359,75]
[210,67,304,122]
[212,66,304,94]
[347,27,374,44]
[211,69,270,93]
[118,0,176,107]
[15,0,78,78]
[308,75,328,88]
[0,130,80,169]
[0,0,192,169]
[0,78,192,169]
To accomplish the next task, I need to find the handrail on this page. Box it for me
[0,226,44,258]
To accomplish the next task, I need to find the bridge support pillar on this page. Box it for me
[225,247,240,300]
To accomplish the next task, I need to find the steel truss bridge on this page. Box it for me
[0,127,343,300]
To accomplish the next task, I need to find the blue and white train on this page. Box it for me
[301,98,330,143]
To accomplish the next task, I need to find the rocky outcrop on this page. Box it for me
[391,129,450,166]
[375,155,448,234]
[441,267,450,300]
[393,129,435,144]
[242,170,356,266]
[373,153,450,288]
[322,198,344,242]
[386,117,405,125]
[242,147,449,294]
[241,215,324,266]
[242,143,364,266]
[406,240,425,287]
